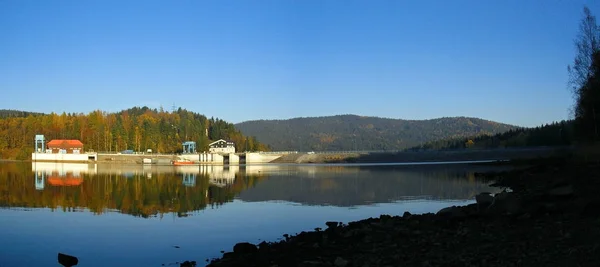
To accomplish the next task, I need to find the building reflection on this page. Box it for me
[35,170,45,190]
[18,162,271,218]
[30,162,277,190]
[182,173,196,187]
[32,162,97,189]
[30,163,364,191]
[8,162,505,217]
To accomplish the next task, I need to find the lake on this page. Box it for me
[0,161,504,266]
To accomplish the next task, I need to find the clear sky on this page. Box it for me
[1,0,598,127]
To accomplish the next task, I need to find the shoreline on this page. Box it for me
[204,155,600,267]
[1,146,569,166]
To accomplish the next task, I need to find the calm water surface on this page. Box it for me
[0,161,505,266]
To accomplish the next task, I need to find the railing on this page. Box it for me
[311,150,402,154]
[258,151,299,154]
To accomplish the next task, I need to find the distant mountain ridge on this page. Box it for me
[235,114,517,151]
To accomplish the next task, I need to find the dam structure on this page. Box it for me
[31,135,98,162]
[97,151,285,165]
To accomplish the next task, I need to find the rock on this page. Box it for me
[581,200,600,217]
[334,257,349,267]
[233,242,258,254]
[491,191,522,214]
[58,253,78,267]
[258,241,270,252]
[326,221,338,229]
[436,206,466,219]
[547,185,574,197]
[475,192,494,209]
[403,211,412,218]
[222,252,236,259]
[518,213,532,220]
[180,261,197,267]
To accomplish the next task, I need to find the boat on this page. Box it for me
[172,158,195,166]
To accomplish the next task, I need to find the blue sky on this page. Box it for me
[0,0,598,127]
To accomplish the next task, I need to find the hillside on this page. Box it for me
[0,106,268,159]
[407,120,574,151]
[235,115,517,151]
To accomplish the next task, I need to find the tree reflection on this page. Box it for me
[0,162,265,218]
[0,162,501,216]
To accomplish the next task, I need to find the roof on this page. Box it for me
[48,177,83,186]
[47,140,84,148]
[208,139,234,146]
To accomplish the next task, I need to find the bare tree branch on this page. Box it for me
[568,6,600,95]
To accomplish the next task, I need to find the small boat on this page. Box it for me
[172,159,195,166]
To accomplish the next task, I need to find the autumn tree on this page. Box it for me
[0,106,269,159]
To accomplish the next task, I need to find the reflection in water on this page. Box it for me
[237,165,501,206]
[0,162,266,218]
[0,161,505,267]
[0,162,502,218]
[33,162,96,189]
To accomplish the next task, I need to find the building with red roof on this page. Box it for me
[47,140,84,154]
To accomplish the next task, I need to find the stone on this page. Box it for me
[547,185,574,197]
[326,221,338,229]
[581,200,600,217]
[180,261,197,267]
[475,192,494,209]
[258,241,270,251]
[492,191,522,214]
[403,211,412,218]
[334,257,349,267]
[58,253,78,267]
[436,206,466,218]
[233,242,258,254]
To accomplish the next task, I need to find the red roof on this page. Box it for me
[48,177,83,186]
[47,140,84,147]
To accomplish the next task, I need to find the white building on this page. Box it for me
[208,139,236,154]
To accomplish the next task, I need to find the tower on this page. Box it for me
[34,135,45,153]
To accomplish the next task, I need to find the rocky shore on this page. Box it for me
[205,157,600,267]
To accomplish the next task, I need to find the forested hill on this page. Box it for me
[0,109,45,119]
[407,120,574,151]
[235,115,516,151]
[0,106,268,159]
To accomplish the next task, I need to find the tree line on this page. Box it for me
[407,120,573,151]
[0,106,269,159]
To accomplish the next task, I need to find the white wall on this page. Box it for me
[245,153,283,163]
[209,146,235,154]
[32,153,94,162]
[228,154,239,164]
